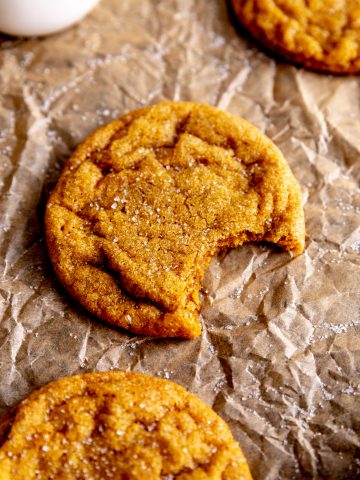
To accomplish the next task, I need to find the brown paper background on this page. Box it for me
[0,1,359,478]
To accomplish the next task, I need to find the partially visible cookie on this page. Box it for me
[45,101,305,338]
[231,0,360,74]
[0,371,253,479]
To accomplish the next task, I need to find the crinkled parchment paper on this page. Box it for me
[0,1,359,478]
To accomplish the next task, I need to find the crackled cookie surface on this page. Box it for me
[0,371,253,480]
[231,0,360,73]
[45,102,305,338]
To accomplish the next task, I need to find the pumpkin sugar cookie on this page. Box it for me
[45,102,305,338]
[231,0,360,74]
[0,371,253,480]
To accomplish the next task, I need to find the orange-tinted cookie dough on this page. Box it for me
[231,0,360,73]
[45,102,305,338]
[0,371,253,480]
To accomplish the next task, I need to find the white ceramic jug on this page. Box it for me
[0,0,100,37]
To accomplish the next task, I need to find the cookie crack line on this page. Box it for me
[45,101,305,338]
